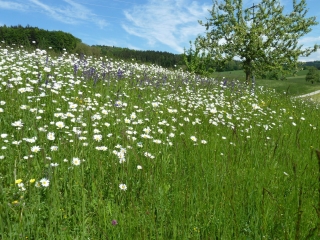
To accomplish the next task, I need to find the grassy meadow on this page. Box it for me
[1,45,320,239]
[307,93,320,102]
[212,69,320,97]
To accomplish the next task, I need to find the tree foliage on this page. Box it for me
[305,66,320,84]
[183,40,215,75]
[0,25,81,53]
[196,0,319,82]
[183,40,243,75]
[303,61,320,70]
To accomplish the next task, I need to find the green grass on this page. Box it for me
[211,70,246,80]
[1,46,320,239]
[291,69,309,76]
[212,69,320,97]
[300,93,320,102]
[310,93,320,101]
[256,79,320,96]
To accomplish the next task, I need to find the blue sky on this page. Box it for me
[0,0,319,61]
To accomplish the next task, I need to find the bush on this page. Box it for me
[305,66,320,84]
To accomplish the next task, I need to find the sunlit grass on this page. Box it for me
[300,93,320,102]
[212,69,320,96]
[310,93,320,101]
[1,45,320,239]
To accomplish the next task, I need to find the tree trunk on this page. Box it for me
[245,69,251,85]
[244,59,252,85]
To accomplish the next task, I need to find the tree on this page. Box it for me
[183,40,215,75]
[305,66,319,84]
[196,0,319,83]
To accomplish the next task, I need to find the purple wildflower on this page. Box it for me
[117,68,123,79]
[73,64,78,75]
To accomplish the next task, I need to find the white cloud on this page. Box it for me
[122,0,211,53]
[29,0,77,24]
[297,35,320,61]
[28,0,108,28]
[299,49,320,62]
[298,36,320,46]
[0,0,25,11]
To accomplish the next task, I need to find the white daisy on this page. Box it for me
[47,132,55,141]
[31,146,41,153]
[72,157,81,166]
[119,183,127,191]
[55,121,65,129]
[40,178,50,187]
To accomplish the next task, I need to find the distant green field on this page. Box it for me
[256,79,320,96]
[212,69,320,96]
[291,69,309,76]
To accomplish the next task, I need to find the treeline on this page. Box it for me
[0,25,81,52]
[95,45,184,68]
[1,25,317,74]
[0,25,183,68]
[96,45,244,71]
[302,61,320,70]
[0,25,243,71]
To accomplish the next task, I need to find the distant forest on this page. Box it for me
[303,61,320,70]
[0,25,81,52]
[0,25,318,71]
[96,45,185,69]
[0,25,243,71]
